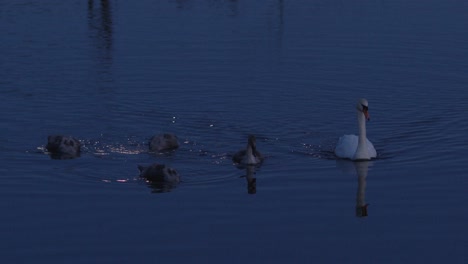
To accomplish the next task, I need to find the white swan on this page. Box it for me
[232,135,264,165]
[334,98,377,160]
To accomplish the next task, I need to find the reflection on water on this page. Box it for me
[87,0,113,88]
[47,151,81,160]
[146,180,179,194]
[175,0,239,16]
[81,137,148,157]
[336,160,372,218]
[234,164,259,194]
[87,0,113,52]
[355,161,370,218]
[245,165,257,194]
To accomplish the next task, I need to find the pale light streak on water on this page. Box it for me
[1,0,468,263]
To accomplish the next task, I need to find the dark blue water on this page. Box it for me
[1,0,468,263]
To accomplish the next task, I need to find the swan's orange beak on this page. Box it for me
[363,109,370,121]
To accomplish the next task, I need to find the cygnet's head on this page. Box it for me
[356,98,370,121]
[248,135,257,151]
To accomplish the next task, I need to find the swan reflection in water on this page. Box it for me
[233,164,258,194]
[354,161,371,217]
[244,165,257,194]
[336,160,372,217]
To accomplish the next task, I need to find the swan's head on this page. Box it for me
[356,98,370,121]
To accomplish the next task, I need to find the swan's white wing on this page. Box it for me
[334,135,358,159]
[335,135,377,159]
[366,139,377,158]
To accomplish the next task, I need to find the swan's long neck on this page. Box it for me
[353,111,369,160]
[244,142,256,164]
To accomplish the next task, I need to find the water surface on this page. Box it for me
[1,0,467,263]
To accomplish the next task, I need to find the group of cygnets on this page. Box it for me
[46,98,377,186]
[46,132,264,185]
